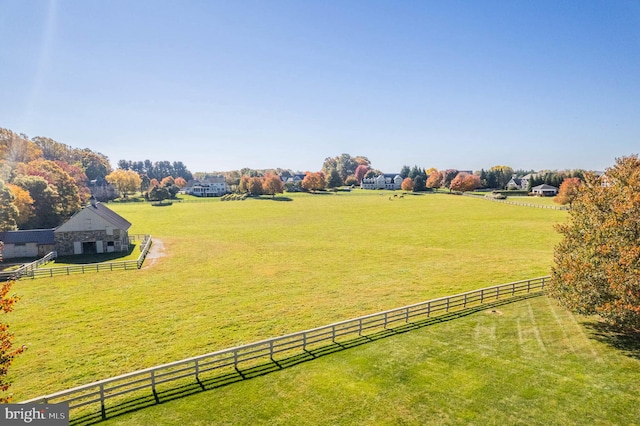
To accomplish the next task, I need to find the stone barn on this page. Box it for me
[54,197,132,256]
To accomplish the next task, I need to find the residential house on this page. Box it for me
[531,184,558,196]
[361,174,403,190]
[183,176,229,197]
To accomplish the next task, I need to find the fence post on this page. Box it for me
[195,359,200,381]
[464,294,467,307]
[269,340,274,360]
[427,302,431,317]
[302,332,307,350]
[358,318,363,335]
[383,312,388,329]
[99,383,106,420]
[331,325,336,342]
[480,289,484,303]
[446,298,450,312]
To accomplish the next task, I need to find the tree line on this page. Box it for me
[0,127,195,231]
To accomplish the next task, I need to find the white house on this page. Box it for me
[361,174,403,190]
[531,184,558,196]
[183,176,229,197]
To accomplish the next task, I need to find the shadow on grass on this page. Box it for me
[54,244,137,265]
[69,292,543,425]
[583,321,640,360]
[254,196,293,202]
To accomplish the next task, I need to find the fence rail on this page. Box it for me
[462,193,569,210]
[21,276,549,418]
[17,235,152,279]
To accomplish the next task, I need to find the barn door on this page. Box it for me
[73,241,82,254]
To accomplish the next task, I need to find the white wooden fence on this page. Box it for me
[21,276,549,420]
[19,235,152,279]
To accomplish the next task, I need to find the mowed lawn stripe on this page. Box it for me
[100,296,640,426]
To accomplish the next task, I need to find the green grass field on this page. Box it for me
[8,190,637,424]
[100,295,640,425]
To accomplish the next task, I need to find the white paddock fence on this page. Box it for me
[21,276,549,420]
[17,235,152,279]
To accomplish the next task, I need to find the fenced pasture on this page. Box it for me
[10,192,568,402]
[22,277,548,421]
[100,295,640,426]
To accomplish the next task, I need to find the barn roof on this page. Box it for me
[86,202,132,230]
[0,229,55,245]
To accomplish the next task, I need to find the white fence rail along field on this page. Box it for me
[21,276,549,421]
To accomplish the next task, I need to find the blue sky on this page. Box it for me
[1,1,639,174]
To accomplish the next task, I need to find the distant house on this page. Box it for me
[54,197,132,256]
[506,177,523,190]
[531,184,558,196]
[0,229,56,259]
[183,176,229,197]
[361,174,403,190]
[88,176,118,201]
[506,173,534,190]
[282,174,306,192]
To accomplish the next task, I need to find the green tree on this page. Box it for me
[413,175,426,192]
[549,155,640,330]
[0,181,18,231]
[11,175,59,229]
[325,168,342,189]
[399,165,410,179]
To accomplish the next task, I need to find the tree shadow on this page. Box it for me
[68,292,543,425]
[582,320,640,360]
[255,196,293,202]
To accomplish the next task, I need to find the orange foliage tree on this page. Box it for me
[550,155,640,330]
[301,172,325,192]
[554,177,581,207]
[262,174,284,197]
[449,173,481,192]
[0,242,26,402]
[401,177,414,191]
[426,171,443,189]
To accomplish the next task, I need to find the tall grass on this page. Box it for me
[10,192,566,401]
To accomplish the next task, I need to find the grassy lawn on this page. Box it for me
[10,192,569,402]
[97,295,640,425]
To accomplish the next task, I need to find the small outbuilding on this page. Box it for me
[0,229,56,259]
[531,184,559,196]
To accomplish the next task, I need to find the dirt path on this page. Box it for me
[143,238,166,268]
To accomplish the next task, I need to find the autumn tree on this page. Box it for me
[247,177,264,196]
[549,155,640,330]
[16,159,82,220]
[106,169,142,197]
[354,164,369,184]
[174,177,187,188]
[0,276,25,403]
[262,174,284,197]
[401,177,414,191]
[11,175,59,229]
[426,171,443,189]
[441,169,459,190]
[301,172,325,192]
[554,177,581,207]
[450,173,482,192]
[6,184,34,227]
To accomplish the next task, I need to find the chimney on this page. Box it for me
[90,196,97,207]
